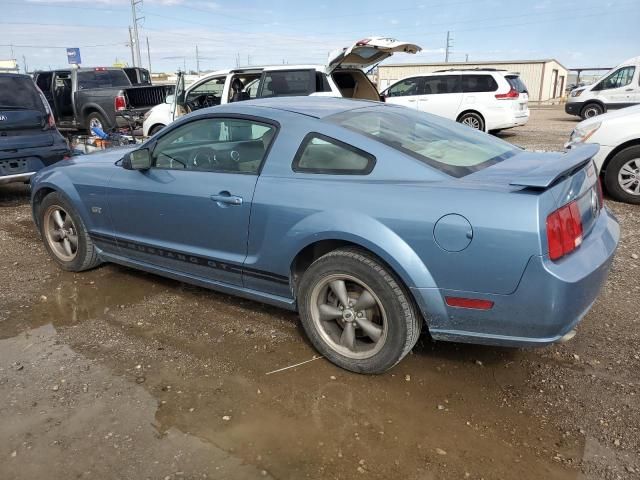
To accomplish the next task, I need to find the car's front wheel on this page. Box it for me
[580,103,604,119]
[298,248,421,374]
[39,192,101,271]
[604,145,640,204]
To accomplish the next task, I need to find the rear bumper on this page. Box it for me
[486,108,529,131]
[115,108,149,128]
[411,207,619,347]
[0,171,36,185]
[0,138,68,184]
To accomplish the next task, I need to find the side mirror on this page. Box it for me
[164,94,175,104]
[123,148,152,170]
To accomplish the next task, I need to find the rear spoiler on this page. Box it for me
[509,144,599,188]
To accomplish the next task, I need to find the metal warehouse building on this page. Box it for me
[376,59,568,102]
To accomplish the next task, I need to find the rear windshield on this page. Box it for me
[506,75,528,93]
[0,76,43,111]
[328,107,519,178]
[77,70,131,90]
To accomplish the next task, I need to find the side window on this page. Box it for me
[461,75,499,93]
[35,73,52,93]
[152,117,276,174]
[386,77,422,97]
[259,70,315,97]
[186,77,225,108]
[292,133,375,175]
[422,75,461,95]
[595,66,636,90]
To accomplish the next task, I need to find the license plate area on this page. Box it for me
[0,158,28,174]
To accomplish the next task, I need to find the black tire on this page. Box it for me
[148,124,165,136]
[457,112,485,131]
[603,145,640,204]
[39,192,101,271]
[86,111,109,134]
[297,248,422,374]
[580,103,604,120]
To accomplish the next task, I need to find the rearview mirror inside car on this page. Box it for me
[125,149,152,170]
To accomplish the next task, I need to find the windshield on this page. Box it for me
[328,106,519,178]
[0,76,44,111]
[77,70,131,89]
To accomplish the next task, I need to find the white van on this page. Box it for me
[381,69,529,132]
[565,56,640,119]
[143,37,421,136]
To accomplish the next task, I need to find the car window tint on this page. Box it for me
[329,107,518,178]
[506,75,528,93]
[461,75,499,93]
[597,66,635,90]
[293,134,375,175]
[152,117,276,174]
[0,76,44,111]
[386,77,422,97]
[259,70,315,97]
[422,75,461,95]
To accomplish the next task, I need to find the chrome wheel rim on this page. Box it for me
[461,116,481,129]
[618,158,640,196]
[309,274,387,359]
[89,117,103,130]
[44,206,78,262]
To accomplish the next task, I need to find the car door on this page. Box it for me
[592,66,637,108]
[105,115,277,287]
[415,75,463,120]
[382,77,424,108]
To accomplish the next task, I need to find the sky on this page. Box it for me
[1,0,639,74]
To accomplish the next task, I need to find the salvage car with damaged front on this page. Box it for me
[30,97,619,374]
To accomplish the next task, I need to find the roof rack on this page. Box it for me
[433,67,508,73]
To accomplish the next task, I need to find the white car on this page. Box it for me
[567,105,640,204]
[143,37,421,136]
[565,56,640,119]
[380,69,529,132]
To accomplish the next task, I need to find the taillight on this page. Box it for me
[596,177,604,208]
[495,87,519,100]
[355,38,371,46]
[546,200,583,261]
[114,94,127,111]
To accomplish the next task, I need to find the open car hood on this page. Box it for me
[326,37,421,74]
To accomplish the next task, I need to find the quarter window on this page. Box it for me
[461,75,499,93]
[595,66,636,90]
[152,117,276,174]
[292,133,375,175]
[259,70,316,97]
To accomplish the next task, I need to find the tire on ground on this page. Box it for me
[580,103,604,120]
[297,247,422,374]
[86,111,109,134]
[39,191,102,271]
[603,145,640,204]
[457,111,485,132]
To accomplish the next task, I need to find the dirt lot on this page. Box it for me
[1,107,638,480]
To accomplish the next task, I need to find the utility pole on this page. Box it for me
[146,36,152,72]
[195,45,200,76]
[22,55,27,74]
[128,27,136,67]
[465,53,469,62]
[445,31,453,63]
[130,0,143,67]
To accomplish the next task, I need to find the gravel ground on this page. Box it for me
[0,106,638,480]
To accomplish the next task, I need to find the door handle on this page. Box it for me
[407,98,417,102]
[626,88,634,92]
[210,191,243,206]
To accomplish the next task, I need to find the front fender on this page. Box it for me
[287,210,437,290]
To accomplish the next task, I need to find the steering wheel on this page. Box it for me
[189,147,218,170]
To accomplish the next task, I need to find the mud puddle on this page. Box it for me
[0,263,589,480]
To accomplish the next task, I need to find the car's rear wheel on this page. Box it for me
[148,124,165,136]
[298,248,421,374]
[458,112,485,131]
[39,192,101,271]
[86,111,108,134]
[580,103,604,119]
[604,145,640,204]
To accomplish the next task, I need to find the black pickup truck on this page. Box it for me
[33,67,168,133]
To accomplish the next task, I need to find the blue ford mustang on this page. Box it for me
[30,97,619,374]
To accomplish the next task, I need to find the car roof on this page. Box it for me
[411,70,516,76]
[204,96,381,119]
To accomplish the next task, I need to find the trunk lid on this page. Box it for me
[0,110,53,150]
[326,37,421,74]
[0,109,46,131]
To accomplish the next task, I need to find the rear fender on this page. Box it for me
[288,210,437,290]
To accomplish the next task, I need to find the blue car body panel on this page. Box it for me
[30,97,620,347]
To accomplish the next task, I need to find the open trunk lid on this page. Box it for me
[326,37,421,74]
